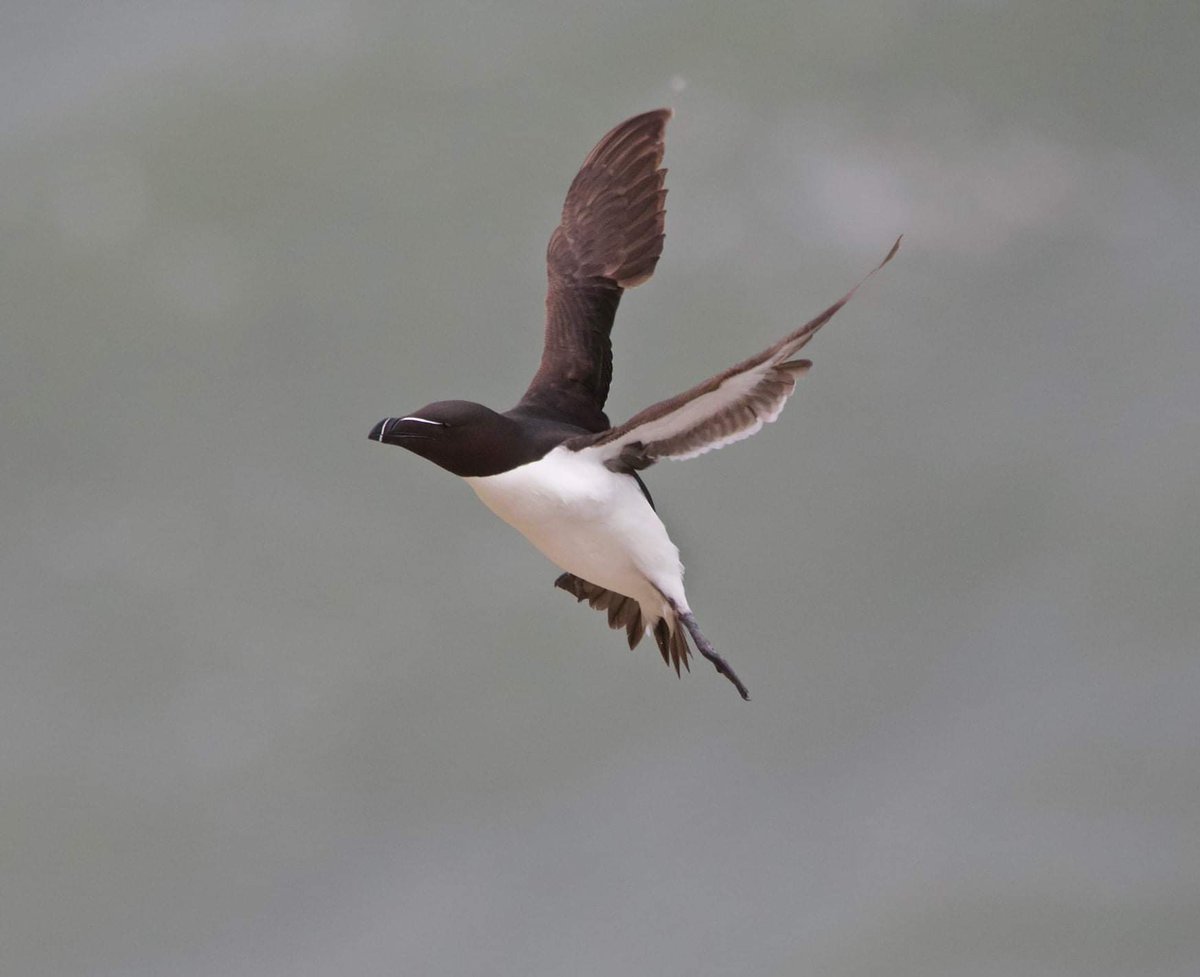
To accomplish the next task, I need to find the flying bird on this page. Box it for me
[370,109,898,699]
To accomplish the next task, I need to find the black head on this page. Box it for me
[368,400,528,477]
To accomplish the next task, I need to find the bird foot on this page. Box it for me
[678,611,750,701]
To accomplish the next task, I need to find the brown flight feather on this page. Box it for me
[569,237,901,471]
[555,572,692,675]
[516,109,672,432]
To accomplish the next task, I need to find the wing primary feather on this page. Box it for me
[516,110,672,430]
[571,237,900,469]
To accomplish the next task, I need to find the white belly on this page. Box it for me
[464,446,686,618]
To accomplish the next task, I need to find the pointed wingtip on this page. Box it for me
[620,107,673,135]
[882,234,902,268]
[832,233,903,313]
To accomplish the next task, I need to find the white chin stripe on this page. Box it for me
[398,416,445,426]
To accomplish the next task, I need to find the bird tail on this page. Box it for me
[554,572,691,675]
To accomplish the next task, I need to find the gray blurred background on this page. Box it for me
[3,2,1198,975]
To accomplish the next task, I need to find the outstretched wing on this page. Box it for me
[569,238,901,471]
[514,109,671,432]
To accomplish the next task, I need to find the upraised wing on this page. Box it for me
[569,238,901,471]
[514,109,671,432]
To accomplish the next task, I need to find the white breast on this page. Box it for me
[464,447,686,617]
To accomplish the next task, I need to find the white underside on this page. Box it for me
[464,446,688,624]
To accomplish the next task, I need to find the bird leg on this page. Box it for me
[677,611,750,701]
